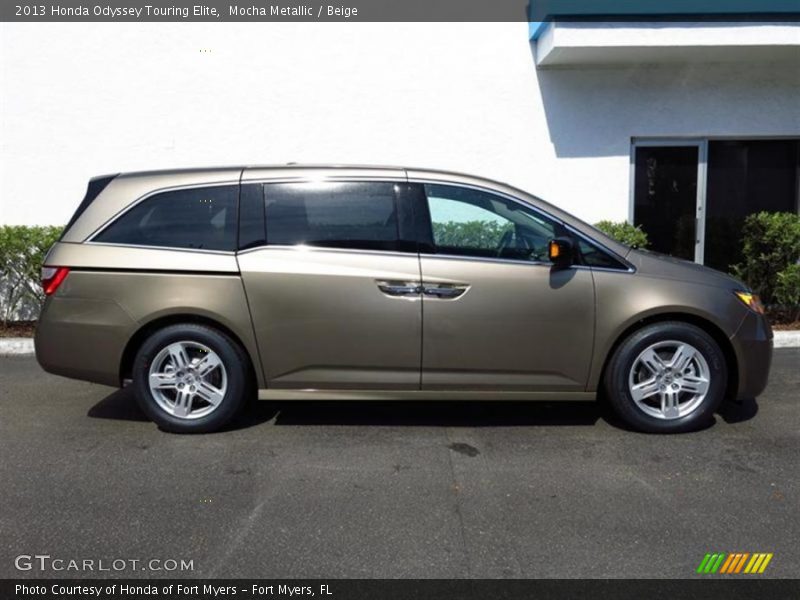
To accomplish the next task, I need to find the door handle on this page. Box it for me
[376,281,422,297]
[422,284,468,299]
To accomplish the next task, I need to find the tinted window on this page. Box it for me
[94,185,238,251]
[424,184,560,262]
[264,182,400,251]
[577,239,627,269]
[238,184,266,250]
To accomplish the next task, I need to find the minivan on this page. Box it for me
[36,165,773,433]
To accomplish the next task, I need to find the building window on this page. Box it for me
[706,140,799,272]
[632,139,800,271]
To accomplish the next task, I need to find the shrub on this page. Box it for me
[732,212,800,306]
[432,221,513,249]
[0,225,63,325]
[593,220,649,249]
[775,264,800,322]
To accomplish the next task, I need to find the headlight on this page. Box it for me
[734,291,765,314]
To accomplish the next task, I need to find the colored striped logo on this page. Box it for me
[697,553,773,574]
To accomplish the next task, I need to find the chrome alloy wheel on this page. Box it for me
[148,341,227,420]
[627,340,711,420]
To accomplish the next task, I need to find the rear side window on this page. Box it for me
[263,182,400,251]
[94,185,238,251]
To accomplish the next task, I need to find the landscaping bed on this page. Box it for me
[0,321,35,338]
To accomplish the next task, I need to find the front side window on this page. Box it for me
[577,239,627,270]
[424,184,560,263]
[94,185,238,251]
[264,182,400,251]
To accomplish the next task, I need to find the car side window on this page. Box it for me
[94,185,238,251]
[424,184,560,262]
[263,182,402,252]
[577,239,629,270]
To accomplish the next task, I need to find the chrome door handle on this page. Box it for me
[422,284,468,299]
[376,281,422,297]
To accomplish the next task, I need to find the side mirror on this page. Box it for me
[548,237,574,269]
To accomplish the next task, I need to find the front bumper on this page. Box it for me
[730,311,773,400]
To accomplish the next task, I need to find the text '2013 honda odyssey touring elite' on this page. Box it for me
[36,165,773,433]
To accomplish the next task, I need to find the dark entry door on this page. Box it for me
[633,144,702,263]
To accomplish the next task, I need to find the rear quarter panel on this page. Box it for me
[36,242,262,387]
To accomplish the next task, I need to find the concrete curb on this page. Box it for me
[774,330,800,348]
[1,331,799,356]
[0,338,35,356]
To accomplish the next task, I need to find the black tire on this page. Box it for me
[604,321,727,433]
[132,323,251,433]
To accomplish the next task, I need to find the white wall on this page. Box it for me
[1,22,798,226]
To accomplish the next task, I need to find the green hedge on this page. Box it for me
[593,220,649,249]
[733,212,800,316]
[432,220,513,249]
[776,264,800,322]
[0,226,63,324]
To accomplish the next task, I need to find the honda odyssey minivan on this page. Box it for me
[36,165,773,433]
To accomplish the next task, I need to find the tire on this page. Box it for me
[132,323,251,433]
[604,321,727,433]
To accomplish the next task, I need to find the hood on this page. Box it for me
[627,249,748,290]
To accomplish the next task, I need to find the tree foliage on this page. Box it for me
[0,226,63,324]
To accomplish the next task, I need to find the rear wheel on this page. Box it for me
[132,324,250,433]
[604,322,727,433]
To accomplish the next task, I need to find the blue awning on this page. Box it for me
[530,0,800,39]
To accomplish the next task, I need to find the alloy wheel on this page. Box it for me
[148,341,228,420]
[627,340,711,420]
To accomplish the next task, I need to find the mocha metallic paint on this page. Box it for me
[419,256,595,391]
[237,246,422,389]
[36,246,262,388]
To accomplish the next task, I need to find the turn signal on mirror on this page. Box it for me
[548,240,561,260]
[734,291,765,314]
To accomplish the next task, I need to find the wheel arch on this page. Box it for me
[119,313,261,388]
[596,312,739,400]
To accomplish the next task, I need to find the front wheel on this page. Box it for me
[132,324,251,433]
[604,322,727,433]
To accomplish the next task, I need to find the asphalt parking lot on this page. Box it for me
[1,350,797,579]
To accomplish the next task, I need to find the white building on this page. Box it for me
[1,14,798,272]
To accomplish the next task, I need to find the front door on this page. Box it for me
[416,183,595,391]
[237,180,422,390]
